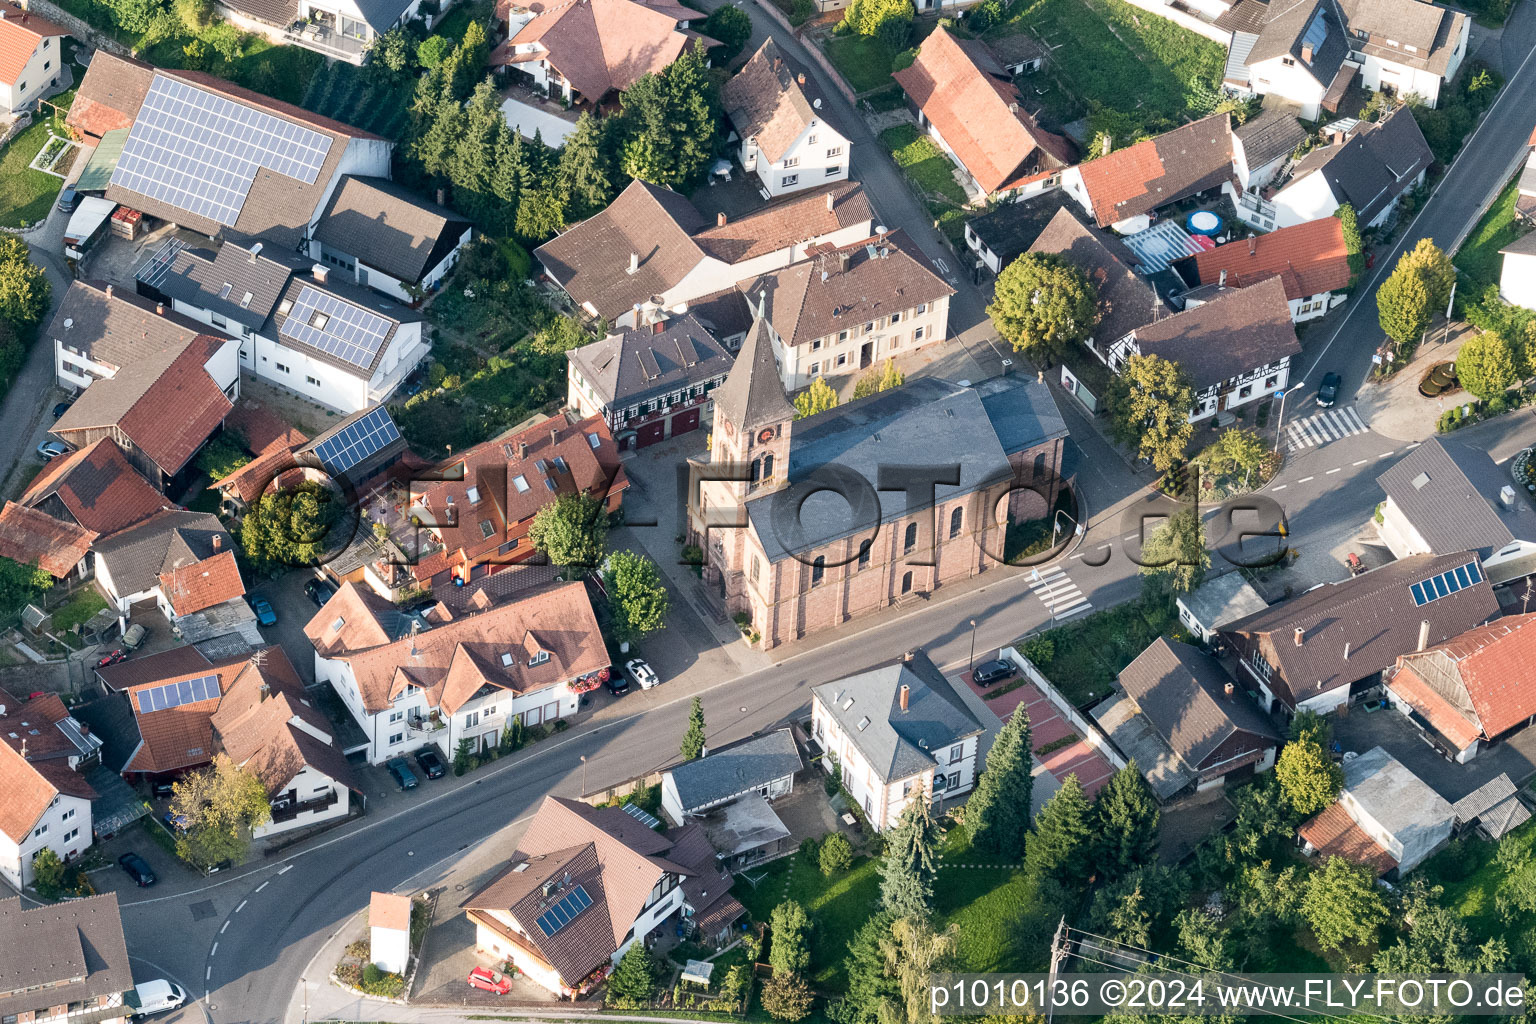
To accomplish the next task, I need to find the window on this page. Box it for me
[807,135,817,145]
[826,165,840,176]
[306,375,321,386]
[61,808,74,822]
[763,453,774,479]
[1281,56,1295,65]
[903,522,918,554]
[32,824,46,838]
[389,710,404,723]
[863,321,874,334]
[275,362,290,373]
[751,557,761,583]
[529,650,550,666]
[890,312,901,323]
[836,353,847,367]
[781,174,799,187]
[902,781,912,797]
[949,744,963,762]
[857,539,871,569]
[485,706,497,716]
[827,146,842,158]
[1239,384,1253,399]
[309,309,330,330]
[465,711,480,728]
[916,303,927,314]
[949,506,963,539]
[811,339,822,351]
[211,314,227,328]
[751,458,761,483]
[914,326,925,342]
[784,156,799,168]
[837,330,849,342]
[1033,452,1047,478]
[1266,375,1279,388]
[809,362,820,374]
[63,828,78,843]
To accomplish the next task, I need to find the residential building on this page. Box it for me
[535,179,875,326]
[892,28,1075,200]
[489,0,710,107]
[0,503,97,584]
[1298,746,1452,876]
[810,651,982,830]
[1499,232,1536,310]
[0,686,106,770]
[218,0,433,63]
[1092,638,1280,800]
[97,646,247,783]
[689,321,1069,649]
[1028,208,1168,355]
[0,1,68,113]
[141,238,428,414]
[462,796,745,996]
[1176,572,1268,643]
[1219,551,1502,715]
[369,893,411,974]
[662,729,801,823]
[307,581,609,765]
[210,646,358,835]
[0,894,131,1024]
[407,412,626,587]
[0,734,96,889]
[1101,275,1301,421]
[724,40,850,199]
[1229,102,1309,191]
[1385,612,1536,763]
[309,176,474,301]
[739,229,956,390]
[566,313,734,449]
[1234,107,1432,230]
[963,191,1079,277]
[1375,437,1536,585]
[1515,129,1536,223]
[1060,113,1235,233]
[1171,217,1352,322]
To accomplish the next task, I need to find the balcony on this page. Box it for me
[282,19,370,63]
[269,789,339,824]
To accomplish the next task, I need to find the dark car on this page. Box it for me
[52,401,73,418]
[604,668,630,696]
[386,756,418,790]
[118,852,156,887]
[973,659,1016,687]
[248,595,277,627]
[56,186,79,214]
[1316,371,1341,409]
[303,578,338,607]
[415,748,446,779]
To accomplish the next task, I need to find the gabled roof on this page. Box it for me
[0,687,102,765]
[152,237,310,333]
[1286,107,1433,225]
[1117,638,1279,770]
[724,39,835,166]
[1232,102,1309,170]
[490,0,701,100]
[713,318,795,433]
[1340,0,1465,75]
[303,579,406,658]
[1131,275,1301,389]
[21,438,169,537]
[46,279,204,374]
[1389,612,1536,746]
[93,509,234,599]
[810,651,982,784]
[1246,0,1351,88]
[1071,112,1234,227]
[966,190,1079,265]
[0,738,63,841]
[1220,551,1501,704]
[1298,801,1398,874]
[269,271,419,379]
[666,729,802,813]
[0,1,68,88]
[117,648,248,775]
[891,28,1074,194]
[0,502,95,578]
[0,894,131,1020]
[1029,207,1167,344]
[1376,437,1535,560]
[567,313,734,410]
[1178,217,1351,301]
[159,548,245,616]
[312,176,473,285]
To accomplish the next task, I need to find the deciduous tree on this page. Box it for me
[1137,507,1209,596]
[604,549,670,642]
[1456,331,1520,400]
[853,358,904,398]
[1399,237,1456,314]
[878,916,957,1024]
[1105,355,1194,473]
[0,237,51,330]
[761,973,815,1021]
[965,706,1032,857]
[987,253,1099,364]
[0,555,53,618]
[1274,735,1342,816]
[1302,856,1389,951]
[170,754,272,871]
[239,482,341,576]
[702,4,752,58]
[794,377,839,418]
[1378,255,1434,346]
[529,491,608,570]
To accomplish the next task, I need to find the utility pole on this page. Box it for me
[1044,916,1069,1024]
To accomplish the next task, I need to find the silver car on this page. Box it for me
[624,658,659,690]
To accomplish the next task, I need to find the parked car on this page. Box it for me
[56,186,80,214]
[126,980,186,1018]
[467,967,513,995]
[37,440,70,460]
[248,595,277,627]
[604,669,630,696]
[973,659,1016,687]
[303,577,337,607]
[162,811,189,833]
[117,852,156,887]
[122,623,148,650]
[51,400,73,418]
[624,658,659,690]
[386,756,418,790]
[152,781,176,798]
[1316,371,1341,409]
[415,748,446,779]
[97,649,127,668]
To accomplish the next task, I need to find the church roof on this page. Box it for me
[714,317,794,431]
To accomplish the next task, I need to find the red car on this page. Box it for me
[467,967,512,994]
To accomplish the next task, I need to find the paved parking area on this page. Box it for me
[1332,703,1536,803]
[959,668,1115,799]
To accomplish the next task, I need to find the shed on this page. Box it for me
[1299,746,1453,876]
[1452,774,1532,839]
[1177,572,1267,644]
[661,729,801,823]
[369,891,412,975]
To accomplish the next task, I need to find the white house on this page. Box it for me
[0,739,93,890]
[661,729,801,824]
[809,651,983,831]
[1176,573,1268,644]
[1500,232,1536,310]
[0,2,68,113]
[723,40,850,199]
[1298,746,1453,875]
[219,0,429,63]
[309,176,474,302]
[369,892,412,974]
[306,580,609,766]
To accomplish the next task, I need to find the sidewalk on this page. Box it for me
[1355,321,1475,443]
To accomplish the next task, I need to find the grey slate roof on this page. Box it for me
[714,317,795,432]
[1246,0,1351,88]
[1287,107,1433,225]
[312,176,472,285]
[1341,745,1453,838]
[1117,638,1279,770]
[966,190,1079,267]
[1180,572,1269,631]
[1131,275,1301,390]
[667,729,802,812]
[1501,231,1536,257]
[1376,437,1535,559]
[269,270,420,378]
[812,651,982,783]
[567,313,735,411]
[0,894,132,1019]
[1340,0,1464,75]
[155,237,310,332]
[1233,102,1308,170]
[48,280,204,371]
[93,509,233,597]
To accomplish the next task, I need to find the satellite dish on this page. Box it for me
[875,225,888,234]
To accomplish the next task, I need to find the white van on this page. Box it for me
[127,980,187,1017]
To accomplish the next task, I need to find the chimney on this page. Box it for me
[1301,42,1314,62]
[1249,236,1257,257]
[105,284,113,299]
[518,441,528,459]
[1293,627,1304,647]
[826,192,835,213]
[1218,269,1227,288]
[1223,681,1235,700]
[258,681,271,702]
[627,252,639,275]
[1343,641,1350,660]
[652,319,666,335]
[212,535,222,552]
[717,211,728,227]
[20,738,26,760]
[797,72,805,86]
[312,263,329,283]
[1008,101,1019,113]
[156,303,164,315]
[899,684,909,712]
[902,650,915,662]
[1418,619,1431,652]
[550,428,559,445]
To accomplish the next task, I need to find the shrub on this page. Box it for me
[819,832,854,875]
[1021,635,1054,664]
[789,0,815,23]
[362,964,383,986]
[453,737,473,776]
[798,836,820,862]
[345,939,370,960]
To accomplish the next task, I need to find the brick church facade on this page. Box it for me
[688,318,1071,650]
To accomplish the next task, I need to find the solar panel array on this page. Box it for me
[622,801,663,830]
[281,287,393,369]
[535,885,593,937]
[311,406,401,475]
[1410,561,1483,607]
[1302,9,1329,49]
[112,75,334,228]
[138,673,220,713]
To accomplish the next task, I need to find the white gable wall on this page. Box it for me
[0,790,92,888]
[1246,56,1329,120]
[744,121,851,199]
[1500,250,1536,311]
[1,35,63,113]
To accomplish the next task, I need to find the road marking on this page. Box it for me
[235,900,246,913]
[1380,451,1396,458]
[255,881,269,893]
[1406,442,1421,448]
[1286,406,1368,452]
[1273,484,1286,491]
[1070,552,1082,559]
[210,943,217,957]
[1326,467,1341,474]
[1298,476,1314,483]
[219,920,229,933]
[276,864,292,875]
[1354,459,1368,466]
[1122,533,1138,541]
[205,967,211,981]
[1026,566,1092,619]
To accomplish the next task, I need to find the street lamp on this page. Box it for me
[1272,381,1308,454]
[580,754,588,797]
[1052,509,1085,539]
[968,619,978,674]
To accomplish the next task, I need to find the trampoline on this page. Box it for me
[1187,210,1224,236]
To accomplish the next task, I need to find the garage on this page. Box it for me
[635,420,666,447]
[669,407,701,437]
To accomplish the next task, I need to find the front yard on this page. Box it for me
[1454,179,1524,294]
[879,124,966,205]
[0,114,68,228]
[731,850,881,990]
[1022,594,1181,707]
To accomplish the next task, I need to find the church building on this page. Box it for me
[689,318,1071,649]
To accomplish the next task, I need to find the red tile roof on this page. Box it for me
[116,336,234,477]
[158,548,245,616]
[491,0,696,99]
[891,28,1074,195]
[21,438,169,537]
[370,892,411,932]
[0,502,95,578]
[1187,217,1351,301]
[1072,113,1234,227]
[120,650,245,775]
[0,2,68,88]
[1390,612,1536,744]
[0,739,57,842]
[1385,663,1482,750]
[1299,802,1398,875]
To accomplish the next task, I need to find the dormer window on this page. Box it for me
[529,650,550,666]
[467,485,481,504]
[309,310,330,330]
[219,282,232,299]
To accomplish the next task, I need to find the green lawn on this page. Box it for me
[986,0,1224,129]
[730,852,881,990]
[432,0,493,44]
[1024,595,1180,706]
[1455,180,1526,293]
[824,35,897,93]
[879,124,966,205]
[0,116,67,228]
[49,588,107,635]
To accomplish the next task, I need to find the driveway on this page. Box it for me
[1331,704,1536,803]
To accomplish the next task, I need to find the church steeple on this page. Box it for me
[711,316,793,491]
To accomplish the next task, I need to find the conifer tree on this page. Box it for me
[1026,774,1093,887]
[879,798,939,919]
[1092,761,1160,879]
[966,708,1032,857]
[680,696,707,760]
[558,112,615,218]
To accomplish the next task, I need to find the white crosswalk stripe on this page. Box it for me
[1285,406,1368,452]
[1027,566,1092,621]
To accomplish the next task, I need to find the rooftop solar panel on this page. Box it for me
[311,406,402,475]
[281,287,392,369]
[1302,9,1328,50]
[1410,561,1482,607]
[111,74,334,228]
[534,885,593,937]
[622,802,663,829]
[140,673,220,713]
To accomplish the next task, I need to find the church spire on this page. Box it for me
[715,316,795,432]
